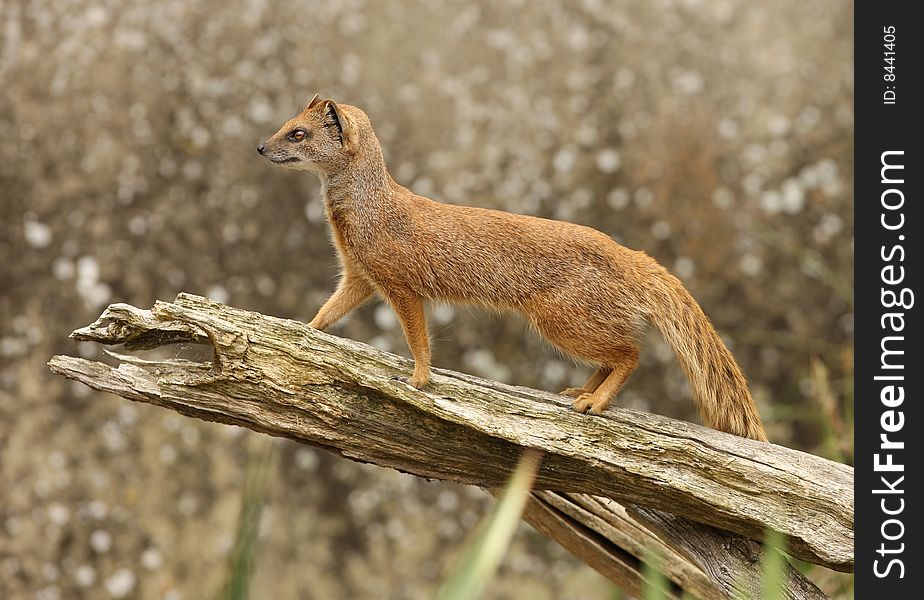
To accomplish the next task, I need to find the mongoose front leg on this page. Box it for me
[385,289,431,389]
[572,348,640,415]
[561,367,612,398]
[309,273,374,331]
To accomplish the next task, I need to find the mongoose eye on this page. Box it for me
[288,129,308,142]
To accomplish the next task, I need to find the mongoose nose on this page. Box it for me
[256,143,266,155]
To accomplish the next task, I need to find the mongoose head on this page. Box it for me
[257,94,373,175]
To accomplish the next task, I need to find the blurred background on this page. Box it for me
[1,0,853,598]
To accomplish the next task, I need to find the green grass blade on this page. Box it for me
[760,529,788,600]
[437,449,542,600]
[641,547,669,600]
[218,436,277,600]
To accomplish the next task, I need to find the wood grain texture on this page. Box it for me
[48,293,852,597]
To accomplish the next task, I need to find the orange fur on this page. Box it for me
[259,97,767,441]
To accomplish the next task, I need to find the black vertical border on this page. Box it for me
[855,1,921,596]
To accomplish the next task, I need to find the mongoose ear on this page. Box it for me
[322,99,357,151]
[307,94,322,109]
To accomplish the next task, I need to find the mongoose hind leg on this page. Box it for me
[560,367,612,398]
[572,347,640,415]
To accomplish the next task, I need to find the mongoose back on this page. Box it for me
[258,95,767,442]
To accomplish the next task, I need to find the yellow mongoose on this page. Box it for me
[258,95,767,441]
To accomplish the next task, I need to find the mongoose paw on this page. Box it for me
[410,374,430,389]
[571,393,607,415]
[391,374,430,389]
[560,387,587,399]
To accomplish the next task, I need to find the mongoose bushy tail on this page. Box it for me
[646,269,767,441]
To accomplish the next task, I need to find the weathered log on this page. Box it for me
[48,293,852,597]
